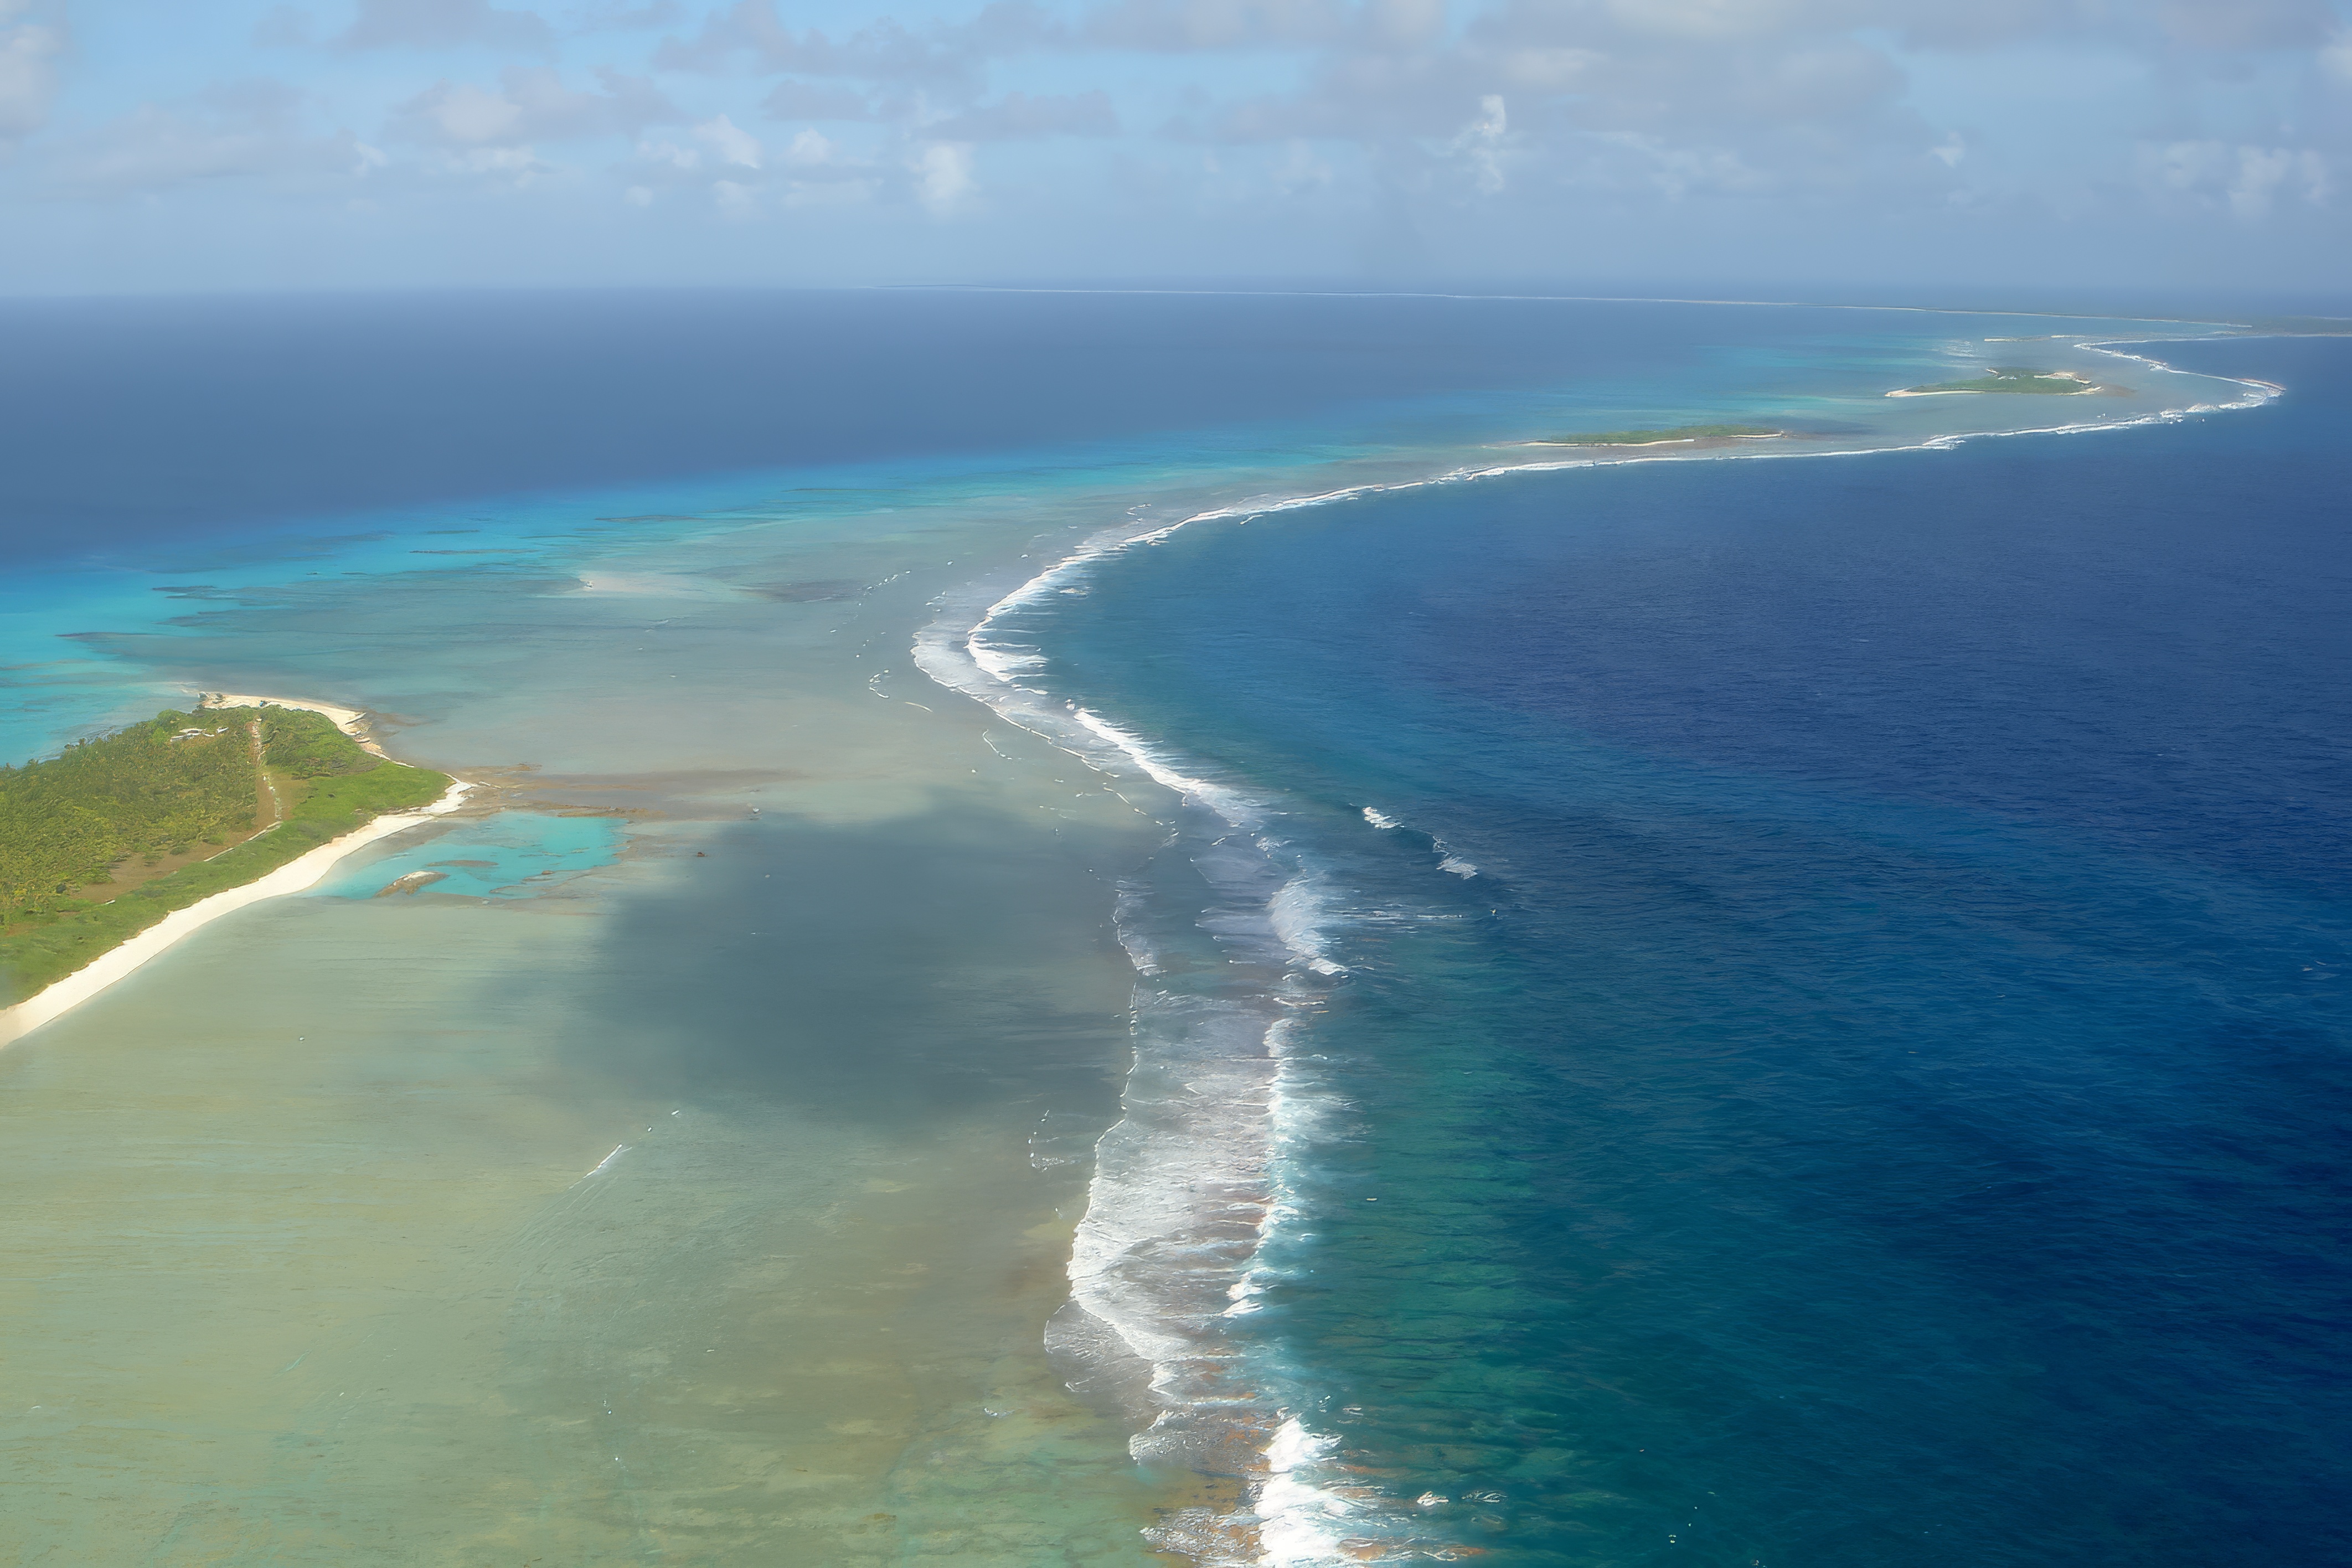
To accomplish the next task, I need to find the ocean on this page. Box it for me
[2,292,2343,1565]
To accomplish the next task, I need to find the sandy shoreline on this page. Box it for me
[1888,370,2098,398]
[0,699,470,1050]
[202,690,391,757]
[1515,431,1788,450]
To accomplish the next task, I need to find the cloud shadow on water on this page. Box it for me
[568,794,1147,1127]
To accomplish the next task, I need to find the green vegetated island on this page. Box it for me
[1536,423,1783,446]
[1894,367,2102,396]
[0,704,448,1002]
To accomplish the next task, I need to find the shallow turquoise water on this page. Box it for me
[312,812,623,901]
[0,293,2287,1566]
[0,297,2229,768]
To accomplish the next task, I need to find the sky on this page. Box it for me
[2,0,2349,296]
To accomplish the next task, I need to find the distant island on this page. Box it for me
[1,698,457,1012]
[1534,423,1783,447]
[1890,367,2102,397]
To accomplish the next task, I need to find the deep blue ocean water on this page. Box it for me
[4,288,2044,760]
[0,288,1879,568]
[1021,336,2352,1564]
[6,291,2343,1564]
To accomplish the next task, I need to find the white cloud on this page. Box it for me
[16,0,2352,282]
[390,67,678,147]
[1365,0,1445,48]
[1272,138,1333,193]
[1726,38,1902,119]
[1079,0,1350,51]
[251,6,315,48]
[386,66,679,188]
[2233,147,2296,215]
[0,3,65,146]
[453,142,550,182]
[763,79,880,120]
[2229,145,2328,215]
[2322,31,2352,85]
[2144,138,2329,216]
[695,112,763,168]
[775,131,883,206]
[333,0,556,53]
[572,2,685,29]
[1577,130,1773,199]
[2154,0,2334,51]
[912,140,975,213]
[404,80,524,141]
[1449,92,1508,194]
[623,114,886,213]
[363,0,2352,244]
[1605,0,1875,45]
[782,127,835,167]
[633,134,700,171]
[656,2,1038,94]
[2150,137,2227,190]
[923,91,1120,140]
[1497,47,1606,90]
[1887,0,2107,50]
[41,81,373,196]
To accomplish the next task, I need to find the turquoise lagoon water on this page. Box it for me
[0,292,2316,1565]
[312,813,623,901]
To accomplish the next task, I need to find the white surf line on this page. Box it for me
[962,342,2274,697]
[0,777,473,1052]
[941,368,2264,736]
[930,336,2275,806]
[2080,336,2286,404]
[911,327,2281,1568]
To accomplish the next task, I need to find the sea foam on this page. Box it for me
[907,330,2281,1565]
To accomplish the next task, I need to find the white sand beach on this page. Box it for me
[0,740,471,1051]
[1888,370,2097,398]
[199,692,389,756]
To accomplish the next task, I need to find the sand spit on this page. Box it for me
[0,713,472,1050]
[1887,370,2098,398]
[200,692,390,757]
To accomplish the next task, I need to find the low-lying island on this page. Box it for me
[0,697,464,1044]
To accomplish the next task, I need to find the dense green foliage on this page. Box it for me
[1540,423,1781,445]
[1906,368,2093,395]
[264,709,378,778]
[286,760,449,826]
[0,704,450,1003]
[0,709,256,918]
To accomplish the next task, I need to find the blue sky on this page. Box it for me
[4,0,2349,295]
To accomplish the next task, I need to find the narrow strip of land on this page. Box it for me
[1531,422,1784,447]
[0,697,464,1045]
[1890,367,2103,396]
